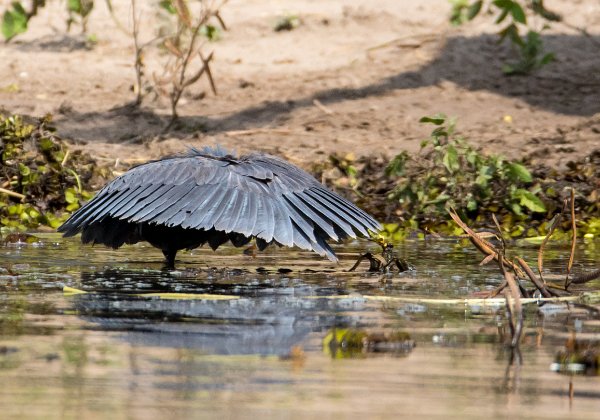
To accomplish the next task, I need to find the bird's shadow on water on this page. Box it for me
[50,33,600,143]
[69,267,368,355]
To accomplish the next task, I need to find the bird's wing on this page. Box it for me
[59,152,381,261]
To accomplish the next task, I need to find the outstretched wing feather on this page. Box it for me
[312,187,380,231]
[60,151,380,262]
[180,185,228,229]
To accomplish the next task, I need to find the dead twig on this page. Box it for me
[313,99,334,115]
[448,208,524,277]
[366,32,441,54]
[181,51,215,89]
[198,51,217,94]
[492,214,529,298]
[559,20,600,48]
[104,0,130,36]
[569,269,600,285]
[515,257,554,298]
[0,187,25,201]
[537,201,566,285]
[565,188,577,289]
[131,0,144,105]
[502,268,523,349]
[224,128,292,137]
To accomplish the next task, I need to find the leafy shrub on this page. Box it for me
[450,0,560,74]
[386,114,546,227]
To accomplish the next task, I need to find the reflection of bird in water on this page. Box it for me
[59,147,381,268]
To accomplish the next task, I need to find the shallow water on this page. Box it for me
[1,235,600,419]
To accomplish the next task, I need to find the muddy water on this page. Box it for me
[1,235,600,419]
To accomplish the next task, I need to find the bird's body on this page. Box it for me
[59,147,381,267]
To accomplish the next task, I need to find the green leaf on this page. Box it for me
[493,0,514,10]
[18,162,30,176]
[38,137,55,152]
[386,151,409,176]
[2,2,29,41]
[540,52,555,66]
[65,188,78,204]
[498,23,523,47]
[158,0,176,14]
[510,3,527,24]
[475,165,492,187]
[442,144,460,173]
[67,0,93,17]
[449,0,469,26]
[346,165,358,177]
[419,114,446,125]
[502,63,516,74]
[467,1,483,20]
[467,199,478,211]
[505,162,532,183]
[514,189,546,213]
[66,202,80,212]
[532,0,562,22]
[200,24,220,41]
[495,7,510,24]
[68,0,80,12]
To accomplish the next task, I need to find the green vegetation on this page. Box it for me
[0,114,108,233]
[66,0,94,33]
[1,0,93,41]
[387,114,545,221]
[322,115,600,241]
[323,328,414,358]
[2,1,225,126]
[1,2,29,41]
[449,0,559,74]
[273,14,301,32]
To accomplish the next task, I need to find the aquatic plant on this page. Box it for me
[0,114,107,233]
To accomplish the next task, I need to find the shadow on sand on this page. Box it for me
[52,33,600,142]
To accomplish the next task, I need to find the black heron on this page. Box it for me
[58,147,381,268]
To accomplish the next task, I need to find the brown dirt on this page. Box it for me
[1,0,599,171]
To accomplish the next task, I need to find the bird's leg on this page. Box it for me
[378,243,410,273]
[162,249,177,269]
[349,252,383,272]
[395,258,409,272]
[348,254,368,271]
[367,254,383,272]
[381,257,410,273]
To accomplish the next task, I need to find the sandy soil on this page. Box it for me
[0,0,599,170]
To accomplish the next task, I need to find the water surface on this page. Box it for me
[1,235,599,419]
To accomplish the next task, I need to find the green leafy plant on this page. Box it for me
[0,114,108,232]
[449,0,560,74]
[1,1,40,41]
[385,114,546,228]
[200,23,221,41]
[66,0,94,34]
[320,117,599,239]
[1,0,95,41]
[273,14,300,32]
